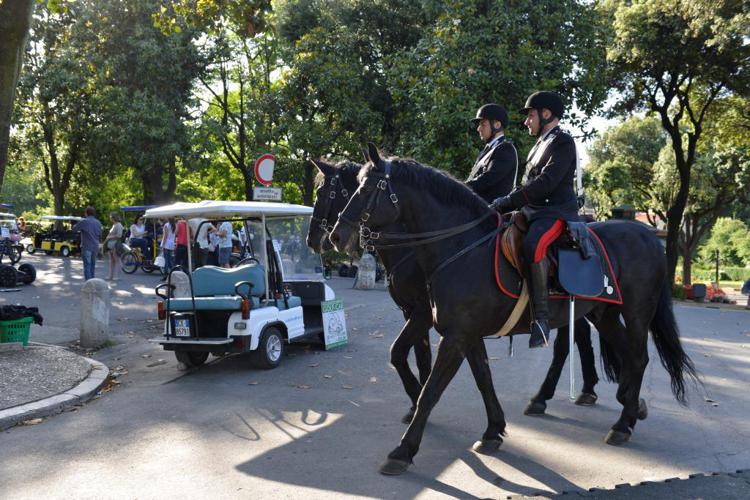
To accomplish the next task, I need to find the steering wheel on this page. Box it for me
[237,257,260,266]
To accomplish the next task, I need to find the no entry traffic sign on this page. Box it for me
[254,154,276,186]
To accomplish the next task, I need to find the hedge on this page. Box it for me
[692,266,750,282]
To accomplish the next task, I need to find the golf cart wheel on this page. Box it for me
[121,251,138,274]
[0,264,17,287]
[60,246,71,257]
[253,327,284,369]
[26,244,35,254]
[175,351,209,368]
[18,263,36,284]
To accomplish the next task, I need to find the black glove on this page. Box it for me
[490,195,513,213]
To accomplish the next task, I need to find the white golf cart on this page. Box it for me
[145,201,335,369]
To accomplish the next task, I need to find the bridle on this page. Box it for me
[337,160,500,280]
[311,173,350,235]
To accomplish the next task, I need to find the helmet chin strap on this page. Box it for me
[535,108,551,138]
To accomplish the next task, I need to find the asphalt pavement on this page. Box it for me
[1,253,749,498]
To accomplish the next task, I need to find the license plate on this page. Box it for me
[174,318,191,337]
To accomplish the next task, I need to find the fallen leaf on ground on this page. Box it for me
[141,354,152,358]
[296,384,311,389]
[146,359,167,368]
[344,356,353,359]
[247,381,259,385]
[342,385,353,390]
[705,398,714,403]
[323,375,333,379]
[308,363,319,368]
[369,377,377,383]
[21,418,43,426]
[490,357,499,361]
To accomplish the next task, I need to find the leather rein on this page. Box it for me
[336,160,503,283]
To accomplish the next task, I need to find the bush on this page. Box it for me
[693,266,749,282]
[672,284,686,300]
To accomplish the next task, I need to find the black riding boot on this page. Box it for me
[529,259,550,348]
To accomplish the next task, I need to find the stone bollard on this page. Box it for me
[354,253,376,290]
[169,271,191,298]
[80,278,111,348]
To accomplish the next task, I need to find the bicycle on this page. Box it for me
[121,246,163,275]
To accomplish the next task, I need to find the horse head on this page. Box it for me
[331,143,402,255]
[306,158,361,254]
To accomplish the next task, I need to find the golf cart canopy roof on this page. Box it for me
[0,212,15,219]
[143,201,313,219]
[40,215,83,221]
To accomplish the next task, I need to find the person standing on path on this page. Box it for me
[174,217,189,270]
[72,206,102,280]
[104,213,124,281]
[216,220,233,268]
[160,217,176,274]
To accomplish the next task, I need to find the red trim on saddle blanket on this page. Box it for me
[494,223,624,304]
[534,219,565,263]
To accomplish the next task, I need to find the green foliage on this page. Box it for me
[585,116,666,218]
[699,218,750,267]
[692,266,748,283]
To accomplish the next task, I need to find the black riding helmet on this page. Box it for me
[472,103,509,132]
[519,91,564,137]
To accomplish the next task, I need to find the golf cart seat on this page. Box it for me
[168,264,301,311]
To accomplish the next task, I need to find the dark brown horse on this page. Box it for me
[330,145,698,475]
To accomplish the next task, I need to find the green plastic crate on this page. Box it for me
[0,316,33,345]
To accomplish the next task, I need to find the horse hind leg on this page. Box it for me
[593,309,649,446]
[465,340,506,454]
[380,334,467,476]
[525,327,570,415]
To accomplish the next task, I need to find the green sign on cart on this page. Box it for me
[321,299,347,350]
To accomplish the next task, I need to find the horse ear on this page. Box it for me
[367,142,381,165]
[311,159,333,176]
[361,147,370,164]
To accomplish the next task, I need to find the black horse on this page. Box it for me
[307,159,603,419]
[307,159,433,423]
[330,145,698,475]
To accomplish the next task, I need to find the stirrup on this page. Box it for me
[529,320,549,348]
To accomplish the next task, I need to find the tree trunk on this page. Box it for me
[141,165,172,204]
[303,162,314,206]
[0,0,35,190]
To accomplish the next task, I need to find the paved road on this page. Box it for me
[1,254,749,498]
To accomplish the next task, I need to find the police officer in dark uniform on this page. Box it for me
[467,104,518,203]
[491,91,579,348]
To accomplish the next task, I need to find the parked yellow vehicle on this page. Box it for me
[26,215,83,257]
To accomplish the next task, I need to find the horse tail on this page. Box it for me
[598,335,619,383]
[649,281,700,404]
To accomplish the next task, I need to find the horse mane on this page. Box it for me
[361,158,490,215]
[314,160,362,187]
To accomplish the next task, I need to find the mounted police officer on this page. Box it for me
[467,104,518,203]
[491,91,579,349]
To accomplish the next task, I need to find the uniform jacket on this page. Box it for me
[465,136,518,203]
[507,126,579,221]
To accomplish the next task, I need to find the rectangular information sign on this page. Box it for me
[321,299,348,350]
[253,187,282,201]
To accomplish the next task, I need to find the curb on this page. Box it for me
[0,355,109,431]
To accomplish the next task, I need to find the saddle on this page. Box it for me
[499,212,614,299]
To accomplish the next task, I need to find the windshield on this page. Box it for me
[266,215,324,280]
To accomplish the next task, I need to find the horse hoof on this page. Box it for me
[574,392,598,406]
[524,400,546,416]
[401,407,415,424]
[472,438,503,455]
[604,429,631,446]
[638,398,648,420]
[379,458,411,476]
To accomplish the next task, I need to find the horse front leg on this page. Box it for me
[389,307,432,423]
[380,334,466,476]
[465,339,506,454]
